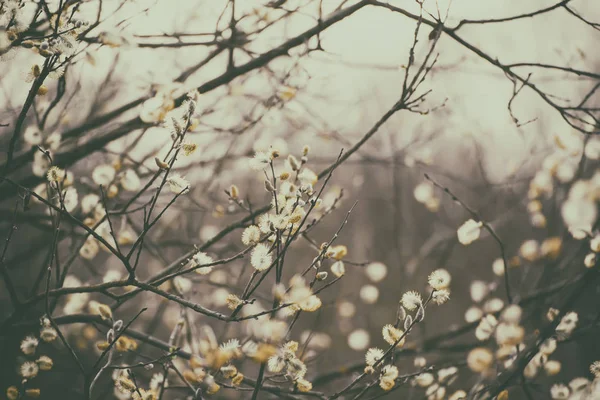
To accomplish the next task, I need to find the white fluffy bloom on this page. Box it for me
[258,213,274,234]
[415,372,434,387]
[457,219,482,245]
[140,95,171,123]
[331,261,345,277]
[590,361,600,378]
[492,258,506,276]
[241,341,258,357]
[249,151,271,171]
[432,289,450,305]
[173,276,192,293]
[79,239,99,260]
[192,251,213,267]
[570,226,589,240]
[519,239,540,262]
[251,243,272,271]
[556,160,577,183]
[467,348,493,373]
[585,252,597,268]
[298,295,322,312]
[287,358,308,380]
[241,225,261,245]
[94,221,117,252]
[149,373,166,391]
[438,366,458,383]
[550,384,570,399]
[62,187,78,212]
[268,355,285,373]
[220,338,240,353]
[475,314,498,341]
[40,326,57,342]
[590,235,600,252]
[495,322,525,346]
[64,292,90,315]
[382,365,399,380]
[81,194,100,214]
[449,390,468,400]
[192,252,214,275]
[470,280,489,303]
[382,325,405,347]
[428,269,451,290]
[365,348,384,366]
[465,306,483,323]
[166,174,190,194]
[20,361,39,378]
[531,170,554,195]
[46,166,65,183]
[562,197,596,233]
[483,297,504,314]
[20,336,39,355]
[24,126,42,146]
[414,181,434,203]
[569,377,590,394]
[298,169,318,186]
[92,164,116,186]
[120,169,141,192]
[401,291,422,310]
[501,305,522,324]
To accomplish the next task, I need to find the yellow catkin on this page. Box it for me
[96,341,109,351]
[7,386,19,400]
[497,390,509,400]
[25,389,41,398]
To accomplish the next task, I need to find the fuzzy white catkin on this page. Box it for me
[470,281,489,303]
[492,258,505,276]
[457,219,482,245]
[585,252,597,268]
[465,306,483,323]
[413,181,434,202]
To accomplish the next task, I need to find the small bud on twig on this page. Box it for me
[316,271,328,281]
[230,184,239,199]
[415,304,425,322]
[155,157,169,169]
[264,180,275,192]
[404,315,413,331]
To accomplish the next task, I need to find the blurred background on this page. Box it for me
[1,0,600,398]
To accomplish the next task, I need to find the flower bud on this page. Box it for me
[155,157,169,169]
[316,271,328,281]
[264,180,275,192]
[113,320,123,331]
[404,315,413,331]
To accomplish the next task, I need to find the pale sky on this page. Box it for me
[2,0,599,184]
